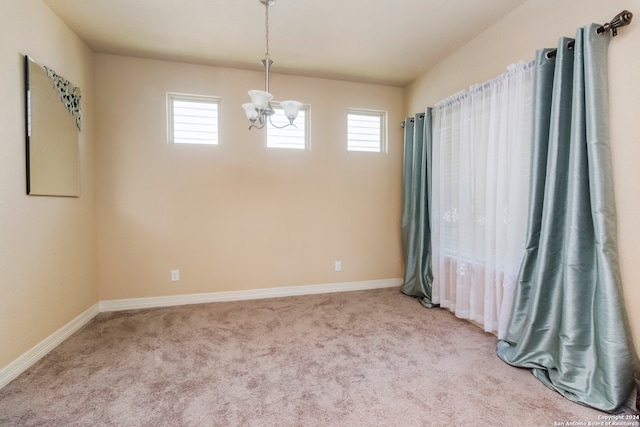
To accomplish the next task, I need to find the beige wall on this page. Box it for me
[406,0,640,355]
[94,55,405,300]
[0,0,98,369]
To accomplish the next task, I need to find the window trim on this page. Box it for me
[264,102,311,150]
[167,92,221,146]
[346,108,387,153]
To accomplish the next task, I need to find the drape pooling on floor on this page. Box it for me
[401,111,436,308]
[497,24,638,413]
[431,62,534,338]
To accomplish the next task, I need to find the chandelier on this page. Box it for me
[242,0,302,130]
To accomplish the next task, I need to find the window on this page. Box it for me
[347,110,386,152]
[266,103,309,150]
[167,93,220,145]
[430,60,534,338]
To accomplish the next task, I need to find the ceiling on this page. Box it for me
[42,0,528,87]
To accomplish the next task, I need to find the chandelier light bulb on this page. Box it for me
[242,103,259,121]
[280,100,303,123]
[248,90,273,111]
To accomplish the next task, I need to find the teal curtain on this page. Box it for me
[401,110,437,308]
[497,24,638,413]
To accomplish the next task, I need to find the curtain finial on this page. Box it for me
[597,10,633,36]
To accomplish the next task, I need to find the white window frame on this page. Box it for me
[347,109,387,153]
[265,102,310,150]
[167,93,221,145]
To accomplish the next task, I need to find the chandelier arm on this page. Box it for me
[249,114,267,130]
[249,121,267,130]
[267,115,297,129]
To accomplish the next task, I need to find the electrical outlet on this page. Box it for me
[170,269,180,282]
[334,261,342,272]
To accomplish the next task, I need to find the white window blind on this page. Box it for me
[167,93,220,145]
[347,110,386,152]
[266,104,308,150]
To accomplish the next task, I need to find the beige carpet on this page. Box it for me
[0,288,621,426]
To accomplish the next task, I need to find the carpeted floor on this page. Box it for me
[0,288,620,426]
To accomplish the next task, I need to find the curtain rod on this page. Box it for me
[402,9,634,128]
[400,113,425,128]
[547,10,633,59]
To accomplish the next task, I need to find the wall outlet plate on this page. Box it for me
[170,269,180,282]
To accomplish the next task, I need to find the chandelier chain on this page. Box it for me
[265,2,270,60]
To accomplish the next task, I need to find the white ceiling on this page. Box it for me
[42,0,528,87]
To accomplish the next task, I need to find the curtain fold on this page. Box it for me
[401,111,436,308]
[497,24,638,413]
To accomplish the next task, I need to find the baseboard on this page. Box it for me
[2,279,637,415]
[99,278,403,312]
[0,303,99,389]
[1,279,401,390]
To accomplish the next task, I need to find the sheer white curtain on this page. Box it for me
[431,61,534,339]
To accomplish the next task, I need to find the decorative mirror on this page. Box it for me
[24,55,81,197]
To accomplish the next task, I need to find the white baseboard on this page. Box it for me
[2,278,636,415]
[0,279,401,390]
[0,303,99,389]
[99,278,402,312]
